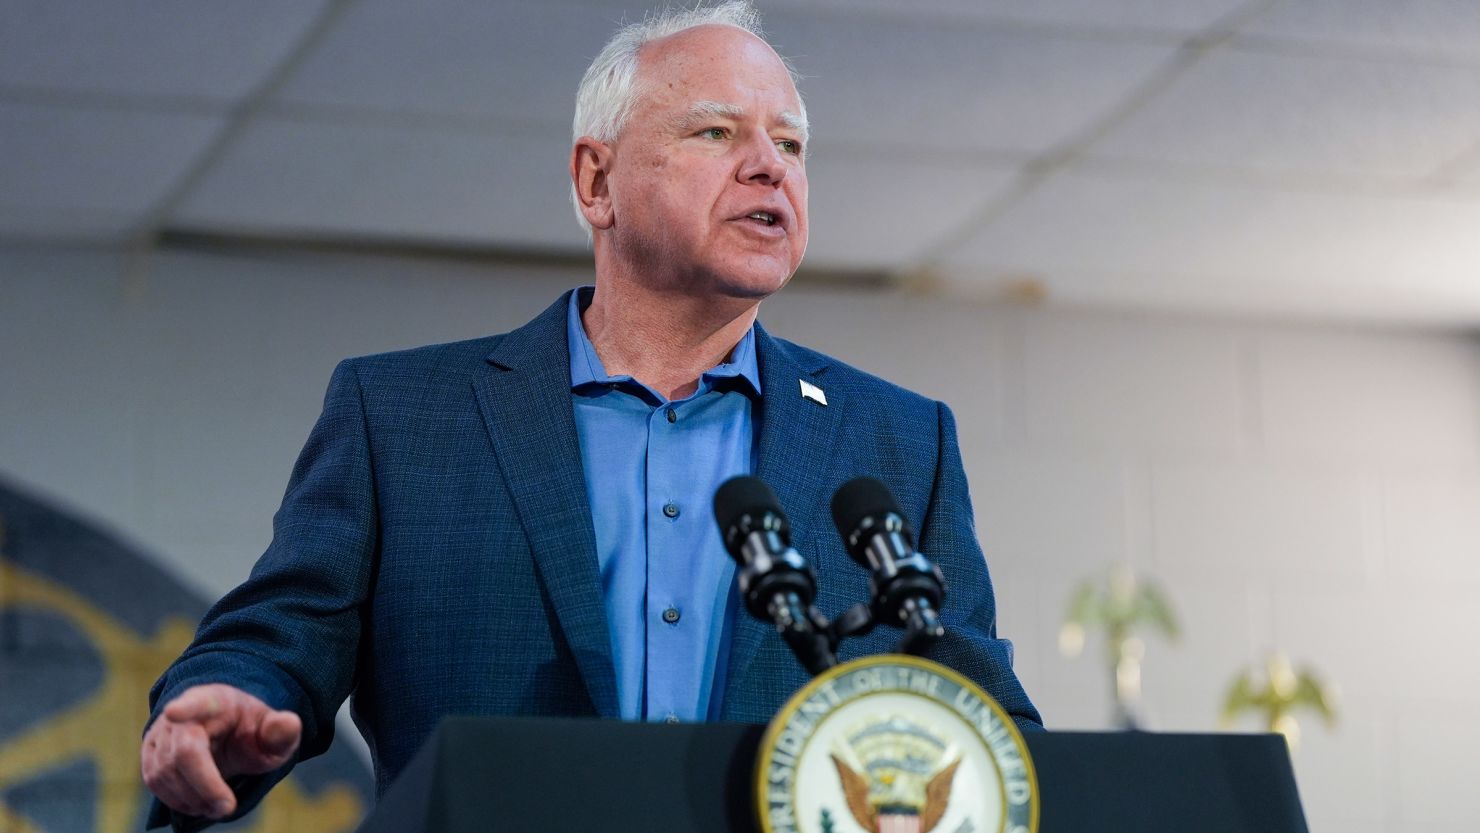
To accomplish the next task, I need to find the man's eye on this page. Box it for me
[777,139,802,156]
[699,127,728,140]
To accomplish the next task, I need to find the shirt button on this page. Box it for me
[662,607,681,624]
[666,407,677,423]
[662,502,680,519]
[665,714,681,724]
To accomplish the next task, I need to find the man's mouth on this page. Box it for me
[745,211,778,227]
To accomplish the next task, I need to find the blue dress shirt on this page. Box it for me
[566,287,759,723]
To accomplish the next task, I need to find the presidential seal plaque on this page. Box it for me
[757,655,1037,833]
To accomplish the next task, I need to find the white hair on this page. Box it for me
[569,1,808,239]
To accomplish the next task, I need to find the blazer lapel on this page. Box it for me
[725,324,845,690]
[471,293,618,718]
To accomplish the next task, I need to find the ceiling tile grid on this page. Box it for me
[763,9,1179,155]
[764,0,1250,34]
[170,117,585,250]
[0,0,329,103]
[0,101,225,234]
[5,0,1480,325]
[0,204,142,240]
[270,0,625,125]
[1238,0,1480,62]
[800,148,1019,269]
[1085,47,1480,181]
[937,170,1480,313]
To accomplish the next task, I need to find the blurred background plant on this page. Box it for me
[1059,564,1179,729]
[1222,653,1338,752]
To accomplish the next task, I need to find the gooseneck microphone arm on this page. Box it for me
[713,477,838,675]
[830,477,948,656]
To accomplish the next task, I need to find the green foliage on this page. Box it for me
[1135,581,1180,640]
[1060,564,1180,651]
[1222,653,1339,743]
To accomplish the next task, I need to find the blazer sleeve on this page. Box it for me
[917,401,1043,732]
[145,359,378,830]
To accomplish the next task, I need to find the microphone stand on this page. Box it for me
[767,593,837,675]
[822,595,944,659]
[894,596,945,656]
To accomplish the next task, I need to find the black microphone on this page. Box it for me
[830,477,947,655]
[713,476,836,674]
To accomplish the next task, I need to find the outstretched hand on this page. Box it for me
[140,684,302,819]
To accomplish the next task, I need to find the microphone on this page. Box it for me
[713,476,836,674]
[830,477,947,655]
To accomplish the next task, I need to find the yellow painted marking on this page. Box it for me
[0,558,365,832]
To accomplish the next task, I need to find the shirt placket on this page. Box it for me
[644,399,693,724]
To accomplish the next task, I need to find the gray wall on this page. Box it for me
[3,244,1478,832]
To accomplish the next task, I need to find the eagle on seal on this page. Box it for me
[830,754,961,833]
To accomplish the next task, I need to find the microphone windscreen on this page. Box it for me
[830,476,906,540]
[713,476,783,536]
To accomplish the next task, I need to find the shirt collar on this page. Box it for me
[566,286,762,401]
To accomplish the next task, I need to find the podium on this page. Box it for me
[356,717,1309,833]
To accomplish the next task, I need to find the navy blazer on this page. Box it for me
[149,291,1039,826]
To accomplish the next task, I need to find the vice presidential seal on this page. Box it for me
[756,655,1037,833]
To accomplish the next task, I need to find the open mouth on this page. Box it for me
[745,211,778,227]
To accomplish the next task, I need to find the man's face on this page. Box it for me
[599,25,809,299]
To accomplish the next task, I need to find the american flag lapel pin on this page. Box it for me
[799,379,827,406]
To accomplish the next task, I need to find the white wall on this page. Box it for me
[3,244,1477,833]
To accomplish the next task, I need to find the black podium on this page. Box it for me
[356,717,1308,833]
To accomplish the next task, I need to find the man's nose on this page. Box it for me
[738,134,789,185]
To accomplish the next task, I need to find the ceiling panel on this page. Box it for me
[764,10,1177,155]
[767,0,1249,34]
[946,263,1480,326]
[273,0,623,125]
[1239,0,1480,60]
[0,102,224,236]
[0,1,328,102]
[801,149,1019,270]
[1089,48,1480,180]
[1455,160,1480,189]
[170,118,585,250]
[0,204,139,240]
[936,170,1480,322]
[5,0,1476,327]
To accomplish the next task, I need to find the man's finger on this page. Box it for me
[142,725,190,814]
[146,722,216,818]
[162,685,237,726]
[169,723,238,818]
[148,765,207,817]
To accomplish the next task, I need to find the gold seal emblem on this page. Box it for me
[756,655,1037,833]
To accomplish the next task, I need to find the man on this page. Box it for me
[141,2,1039,827]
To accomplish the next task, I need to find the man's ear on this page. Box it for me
[571,137,615,230]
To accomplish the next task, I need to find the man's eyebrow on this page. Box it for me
[676,100,746,126]
[675,101,810,144]
[779,110,810,144]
